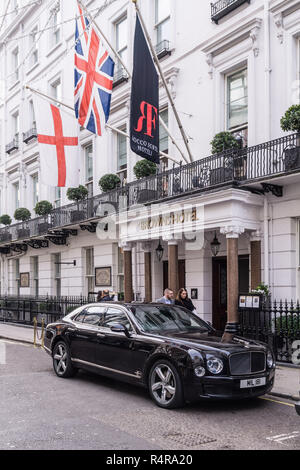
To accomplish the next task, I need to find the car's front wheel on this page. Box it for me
[148,360,184,409]
[52,341,77,378]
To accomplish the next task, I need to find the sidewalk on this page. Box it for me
[0,322,299,400]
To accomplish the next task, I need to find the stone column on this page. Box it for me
[250,230,262,291]
[167,239,179,295]
[122,243,133,303]
[220,226,245,342]
[142,242,152,302]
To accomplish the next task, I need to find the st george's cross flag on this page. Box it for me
[34,96,79,188]
[74,1,115,136]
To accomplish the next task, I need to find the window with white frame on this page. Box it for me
[85,144,93,197]
[15,259,20,295]
[155,0,171,45]
[115,16,127,72]
[12,111,19,142]
[226,68,248,146]
[31,256,39,296]
[50,77,62,104]
[85,247,94,296]
[117,127,127,184]
[13,181,20,211]
[50,2,61,47]
[31,173,39,208]
[53,253,61,297]
[159,108,169,171]
[54,187,61,208]
[11,48,19,84]
[29,100,36,129]
[29,26,39,68]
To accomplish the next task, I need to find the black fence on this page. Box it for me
[0,295,98,326]
[239,299,300,364]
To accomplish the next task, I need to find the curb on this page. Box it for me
[269,391,300,402]
[0,335,41,347]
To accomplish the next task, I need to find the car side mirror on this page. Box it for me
[110,323,131,337]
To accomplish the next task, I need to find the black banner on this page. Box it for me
[130,15,160,164]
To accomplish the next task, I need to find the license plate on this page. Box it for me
[240,377,266,389]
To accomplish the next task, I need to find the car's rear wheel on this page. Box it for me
[52,341,77,378]
[148,360,184,409]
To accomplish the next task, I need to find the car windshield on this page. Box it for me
[129,305,212,334]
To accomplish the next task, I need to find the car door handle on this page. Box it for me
[97,333,106,338]
[68,327,77,333]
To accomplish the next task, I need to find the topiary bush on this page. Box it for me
[14,208,31,222]
[210,131,240,154]
[99,174,121,193]
[34,201,53,217]
[280,105,300,134]
[67,185,89,212]
[133,160,157,179]
[0,214,12,226]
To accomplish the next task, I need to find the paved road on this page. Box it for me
[0,339,299,451]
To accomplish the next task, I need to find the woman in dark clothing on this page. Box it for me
[175,288,196,312]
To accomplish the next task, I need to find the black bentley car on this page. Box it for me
[44,302,276,408]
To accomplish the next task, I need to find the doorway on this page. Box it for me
[163,260,186,293]
[212,255,249,331]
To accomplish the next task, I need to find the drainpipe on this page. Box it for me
[264,0,271,141]
[264,196,269,286]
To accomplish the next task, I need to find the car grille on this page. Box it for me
[229,352,266,376]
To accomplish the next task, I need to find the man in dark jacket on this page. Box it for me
[99,289,113,301]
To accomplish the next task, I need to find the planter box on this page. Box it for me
[0,232,12,242]
[38,222,51,235]
[137,189,158,204]
[285,147,300,171]
[17,228,30,239]
[210,167,233,185]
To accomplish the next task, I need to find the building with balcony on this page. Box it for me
[0,0,300,331]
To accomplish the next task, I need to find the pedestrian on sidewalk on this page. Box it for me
[175,288,196,313]
[156,288,175,305]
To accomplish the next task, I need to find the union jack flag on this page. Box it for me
[74,2,115,136]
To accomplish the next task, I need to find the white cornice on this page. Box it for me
[269,0,300,16]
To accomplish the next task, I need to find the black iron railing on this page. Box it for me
[23,125,37,144]
[155,40,171,60]
[211,0,250,23]
[0,133,299,247]
[239,299,300,363]
[5,134,19,154]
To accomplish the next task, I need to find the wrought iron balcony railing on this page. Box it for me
[23,125,37,144]
[155,40,171,60]
[211,0,250,24]
[5,134,19,154]
[0,133,299,248]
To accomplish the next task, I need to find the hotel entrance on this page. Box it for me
[212,255,249,331]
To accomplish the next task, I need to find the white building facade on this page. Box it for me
[0,0,300,330]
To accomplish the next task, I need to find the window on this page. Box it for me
[82,307,106,325]
[13,182,20,211]
[51,2,61,47]
[12,48,19,83]
[155,0,171,45]
[31,174,39,208]
[115,16,127,71]
[102,308,132,330]
[85,248,94,296]
[30,26,39,67]
[54,253,61,297]
[50,78,62,104]
[31,256,39,296]
[85,144,93,197]
[12,111,19,141]
[29,100,36,128]
[117,127,127,184]
[15,259,20,295]
[54,187,61,208]
[159,108,169,171]
[226,68,248,132]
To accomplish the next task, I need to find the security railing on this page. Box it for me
[0,133,299,247]
[211,0,250,23]
[23,125,37,144]
[5,134,19,154]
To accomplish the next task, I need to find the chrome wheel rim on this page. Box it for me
[53,344,68,376]
[150,364,176,405]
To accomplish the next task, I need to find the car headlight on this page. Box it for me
[267,351,274,368]
[206,356,224,375]
[194,366,206,377]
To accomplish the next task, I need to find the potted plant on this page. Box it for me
[99,174,121,193]
[209,132,242,185]
[34,201,53,234]
[280,105,300,170]
[67,185,88,223]
[133,160,159,203]
[0,214,12,242]
[14,208,31,239]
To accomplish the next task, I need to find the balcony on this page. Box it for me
[0,133,299,249]
[211,0,251,24]
[113,68,129,88]
[5,134,19,154]
[155,40,171,60]
[23,125,37,144]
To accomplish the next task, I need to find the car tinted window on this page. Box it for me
[102,308,132,330]
[82,307,106,325]
[129,305,211,333]
[73,311,86,322]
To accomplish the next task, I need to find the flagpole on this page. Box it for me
[131,0,194,163]
[25,85,180,165]
[77,0,189,165]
